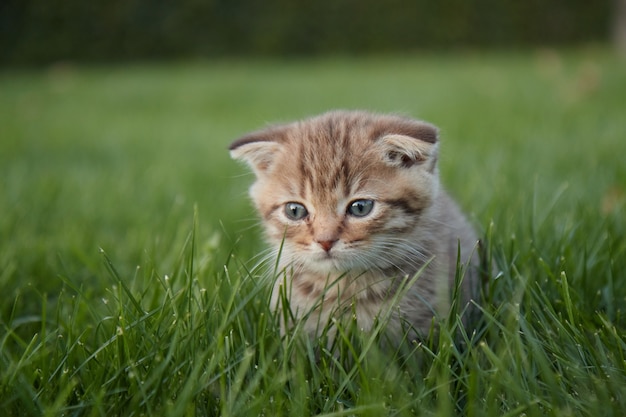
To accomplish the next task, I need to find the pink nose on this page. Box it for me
[317,240,337,252]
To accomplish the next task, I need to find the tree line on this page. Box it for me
[0,0,612,66]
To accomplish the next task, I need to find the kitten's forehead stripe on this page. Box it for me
[297,147,309,198]
[294,112,383,204]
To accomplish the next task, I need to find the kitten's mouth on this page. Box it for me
[314,252,336,263]
[308,251,352,272]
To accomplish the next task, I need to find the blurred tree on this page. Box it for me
[0,0,613,66]
[615,0,626,54]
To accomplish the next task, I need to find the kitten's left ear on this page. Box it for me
[229,127,286,176]
[378,122,439,172]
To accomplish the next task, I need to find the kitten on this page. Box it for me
[229,110,480,341]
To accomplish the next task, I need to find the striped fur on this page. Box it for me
[230,110,479,341]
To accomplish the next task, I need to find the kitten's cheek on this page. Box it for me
[266,225,282,240]
[384,216,414,233]
[266,220,293,239]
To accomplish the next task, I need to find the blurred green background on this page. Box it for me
[0,0,622,66]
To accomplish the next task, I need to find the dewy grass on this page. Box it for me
[1,49,626,415]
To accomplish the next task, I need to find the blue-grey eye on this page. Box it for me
[285,202,308,220]
[347,199,374,217]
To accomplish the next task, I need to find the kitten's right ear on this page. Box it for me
[229,129,284,176]
[379,132,439,172]
[374,117,439,171]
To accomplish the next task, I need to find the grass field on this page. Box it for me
[1,47,625,416]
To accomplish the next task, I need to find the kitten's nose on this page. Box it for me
[317,240,337,252]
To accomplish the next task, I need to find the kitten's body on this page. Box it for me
[230,111,479,340]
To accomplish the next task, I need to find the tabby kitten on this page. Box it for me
[230,110,479,341]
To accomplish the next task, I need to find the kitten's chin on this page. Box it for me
[305,263,349,276]
[298,251,366,275]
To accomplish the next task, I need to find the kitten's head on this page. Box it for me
[230,111,440,274]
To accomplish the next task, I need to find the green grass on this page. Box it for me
[1,47,625,416]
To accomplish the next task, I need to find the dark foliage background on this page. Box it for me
[0,0,612,66]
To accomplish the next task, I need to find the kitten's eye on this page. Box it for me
[347,199,374,217]
[284,202,309,220]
